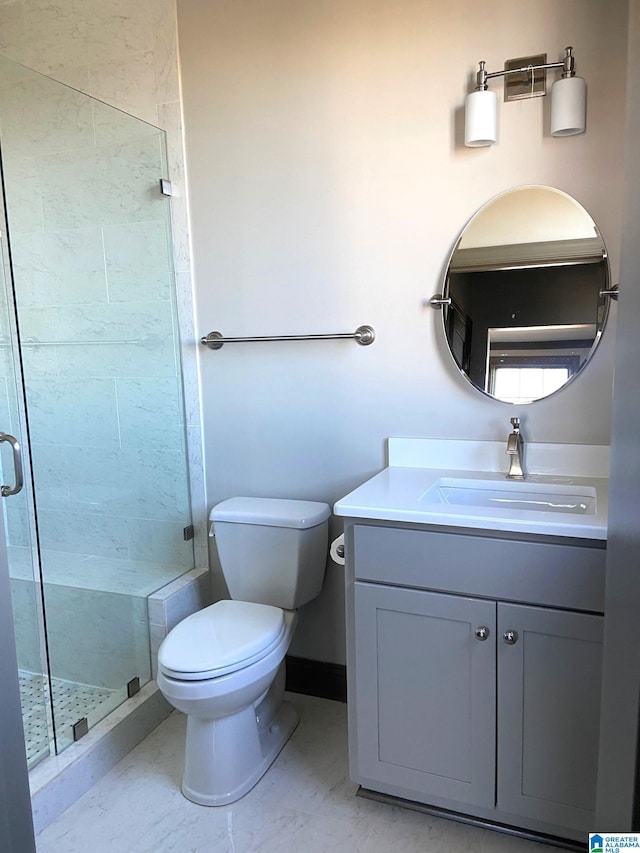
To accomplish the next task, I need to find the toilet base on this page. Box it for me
[181,699,299,806]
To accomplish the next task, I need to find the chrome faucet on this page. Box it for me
[506,417,525,480]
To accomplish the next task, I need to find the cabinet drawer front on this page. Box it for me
[353,525,605,612]
[353,582,496,808]
[497,603,603,832]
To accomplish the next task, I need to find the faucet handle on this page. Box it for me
[510,417,520,431]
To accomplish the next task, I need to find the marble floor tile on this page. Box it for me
[35,693,565,853]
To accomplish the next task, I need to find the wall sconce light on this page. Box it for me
[464,46,586,147]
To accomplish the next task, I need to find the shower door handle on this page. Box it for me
[0,432,24,497]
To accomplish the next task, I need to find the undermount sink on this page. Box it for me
[420,477,597,515]
[333,439,608,538]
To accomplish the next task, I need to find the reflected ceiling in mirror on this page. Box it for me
[441,186,610,404]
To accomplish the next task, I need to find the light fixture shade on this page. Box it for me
[550,75,586,136]
[464,89,497,147]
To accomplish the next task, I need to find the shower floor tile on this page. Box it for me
[19,671,119,767]
[18,671,50,767]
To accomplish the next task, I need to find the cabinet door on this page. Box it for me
[497,603,603,832]
[353,582,496,807]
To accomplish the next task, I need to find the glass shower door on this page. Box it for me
[0,55,195,756]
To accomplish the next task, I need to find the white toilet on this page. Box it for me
[156,497,330,806]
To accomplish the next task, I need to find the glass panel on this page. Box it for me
[0,153,52,769]
[0,55,194,754]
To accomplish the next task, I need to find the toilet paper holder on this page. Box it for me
[330,533,345,565]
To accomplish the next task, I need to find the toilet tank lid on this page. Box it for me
[210,497,330,529]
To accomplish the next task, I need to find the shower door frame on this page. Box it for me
[0,143,38,849]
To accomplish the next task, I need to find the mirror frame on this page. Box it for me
[437,186,612,405]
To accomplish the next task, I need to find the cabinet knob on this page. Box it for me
[503,630,519,645]
[475,626,490,641]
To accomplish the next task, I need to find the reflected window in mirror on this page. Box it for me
[491,366,570,404]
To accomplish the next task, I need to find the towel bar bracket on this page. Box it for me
[202,332,224,350]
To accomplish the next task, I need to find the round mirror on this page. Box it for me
[440,186,611,404]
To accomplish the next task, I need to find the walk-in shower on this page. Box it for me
[0,55,194,767]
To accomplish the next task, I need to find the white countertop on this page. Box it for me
[334,439,609,540]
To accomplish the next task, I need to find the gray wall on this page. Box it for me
[0,534,35,850]
[178,0,628,663]
[596,0,640,829]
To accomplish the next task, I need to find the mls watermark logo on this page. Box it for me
[590,834,640,851]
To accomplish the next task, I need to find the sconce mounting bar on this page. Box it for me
[475,46,577,91]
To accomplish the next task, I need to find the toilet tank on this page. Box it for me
[210,497,331,610]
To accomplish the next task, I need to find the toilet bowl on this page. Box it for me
[157,600,298,806]
[156,495,330,806]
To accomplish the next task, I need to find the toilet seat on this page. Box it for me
[158,600,286,681]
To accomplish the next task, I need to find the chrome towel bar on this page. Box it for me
[200,325,375,350]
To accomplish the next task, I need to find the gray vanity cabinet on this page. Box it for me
[496,602,603,830]
[353,582,496,807]
[347,522,606,840]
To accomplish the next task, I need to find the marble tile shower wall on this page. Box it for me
[0,0,208,570]
[0,68,194,573]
